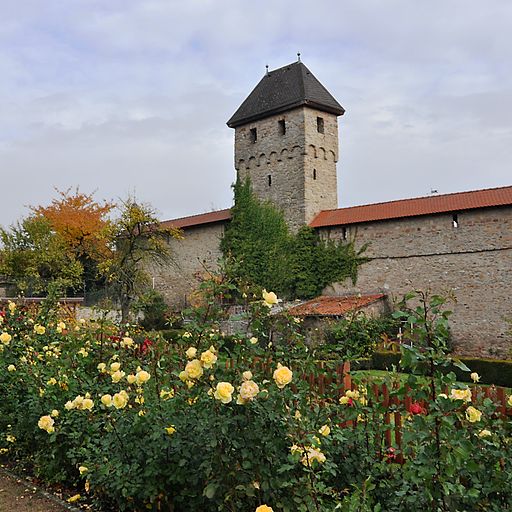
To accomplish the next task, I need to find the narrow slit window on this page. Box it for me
[317,116,324,133]
[250,128,257,143]
[452,213,459,228]
[268,175,272,186]
[342,226,348,240]
[313,169,317,180]
[278,119,286,135]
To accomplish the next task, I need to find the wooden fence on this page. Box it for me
[232,358,511,463]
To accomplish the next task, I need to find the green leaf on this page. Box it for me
[451,358,471,372]
[203,483,218,499]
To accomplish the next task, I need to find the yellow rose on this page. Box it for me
[345,389,360,400]
[262,289,279,308]
[113,391,128,409]
[121,336,133,348]
[507,395,512,407]
[249,336,258,345]
[6,435,16,443]
[8,301,16,313]
[7,364,16,372]
[185,347,197,359]
[82,398,94,410]
[450,388,472,402]
[51,409,59,418]
[47,377,57,385]
[165,425,176,435]
[301,446,326,466]
[38,415,55,433]
[290,444,301,455]
[64,400,75,410]
[319,424,331,437]
[239,380,260,402]
[478,429,491,438]
[57,321,66,330]
[465,406,482,423]
[0,332,12,345]
[97,363,107,373]
[273,363,293,389]
[200,349,217,369]
[73,395,85,408]
[214,382,234,404]
[110,362,121,372]
[185,359,203,380]
[256,506,274,512]
[470,372,480,383]
[136,370,151,384]
[126,374,137,384]
[78,348,88,357]
[79,466,88,475]
[101,394,113,407]
[67,494,80,503]
[242,370,253,381]
[111,370,125,383]
[339,396,350,405]
[34,324,46,335]
[160,389,174,400]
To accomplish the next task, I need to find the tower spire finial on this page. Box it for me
[265,64,269,76]
[297,52,301,62]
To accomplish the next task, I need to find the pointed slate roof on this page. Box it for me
[227,61,345,128]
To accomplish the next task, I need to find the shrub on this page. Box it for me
[0,289,510,511]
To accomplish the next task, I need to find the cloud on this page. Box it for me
[0,0,511,227]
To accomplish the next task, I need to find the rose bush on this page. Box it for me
[0,289,510,511]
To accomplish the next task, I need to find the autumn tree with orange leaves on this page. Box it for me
[31,188,114,261]
[1,189,115,296]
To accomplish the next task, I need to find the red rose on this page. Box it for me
[408,402,425,415]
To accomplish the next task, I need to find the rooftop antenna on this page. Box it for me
[297,52,301,62]
[265,64,269,76]
[430,189,438,195]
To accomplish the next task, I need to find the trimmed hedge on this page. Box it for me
[349,351,512,388]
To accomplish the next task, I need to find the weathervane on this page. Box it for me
[297,52,301,62]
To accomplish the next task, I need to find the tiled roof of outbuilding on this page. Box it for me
[287,294,385,317]
[227,61,345,128]
[310,185,512,228]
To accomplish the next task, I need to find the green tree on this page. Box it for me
[0,216,83,295]
[99,198,182,323]
[220,178,291,293]
[221,178,366,300]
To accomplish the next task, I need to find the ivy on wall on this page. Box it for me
[221,179,367,299]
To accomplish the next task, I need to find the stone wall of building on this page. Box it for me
[152,222,226,308]
[320,206,512,358]
[234,106,339,230]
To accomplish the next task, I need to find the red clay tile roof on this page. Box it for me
[160,208,231,229]
[287,294,385,317]
[310,185,512,228]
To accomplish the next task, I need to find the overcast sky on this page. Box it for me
[1,0,511,228]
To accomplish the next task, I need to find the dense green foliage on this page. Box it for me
[325,312,400,359]
[221,179,366,299]
[0,288,510,511]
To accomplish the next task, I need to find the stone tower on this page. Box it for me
[227,60,345,230]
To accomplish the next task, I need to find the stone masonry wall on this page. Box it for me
[152,222,225,308]
[234,106,339,230]
[320,206,512,358]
